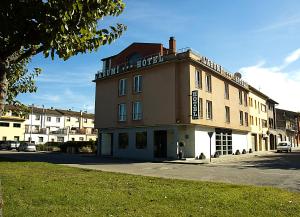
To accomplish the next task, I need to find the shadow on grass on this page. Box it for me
[0,151,152,165]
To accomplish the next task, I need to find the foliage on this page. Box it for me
[60,140,96,153]
[0,161,299,217]
[0,0,126,115]
[0,0,126,62]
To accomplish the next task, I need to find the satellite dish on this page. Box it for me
[234,72,242,79]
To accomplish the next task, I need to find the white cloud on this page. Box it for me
[284,48,300,64]
[255,16,300,32]
[239,61,300,112]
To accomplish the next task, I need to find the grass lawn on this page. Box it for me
[0,160,299,217]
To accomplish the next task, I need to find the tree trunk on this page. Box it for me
[0,60,8,117]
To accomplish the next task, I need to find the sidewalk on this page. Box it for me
[163,150,280,165]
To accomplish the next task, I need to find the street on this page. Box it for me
[0,150,300,192]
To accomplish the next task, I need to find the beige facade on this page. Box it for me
[0,112,25,142]
[248,87,269,151]
[94,38,254,160]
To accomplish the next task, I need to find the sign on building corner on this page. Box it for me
[192,90,199,119]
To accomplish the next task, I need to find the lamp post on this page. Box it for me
[208,132,214,163]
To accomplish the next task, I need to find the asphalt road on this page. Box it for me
[0,150,300,192]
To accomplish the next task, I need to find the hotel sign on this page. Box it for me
[191,90,198,119]
[95,54,164,79]
[200,56,248,88]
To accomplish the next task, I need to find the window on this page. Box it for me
[67,117,71,122]
[38,137,43,142]
[35,115,40,120]
[245,112,249,126]
[119,78,127,96]
[56,117,60,123]
[84,118,88,123]
[205,74,212,92]
[133,75,142,93]
[244,93,248,106]
[14,136,19,142]
[2,136,7,141]
[225,106,230,123]
[254,100,257,109]
[57,137,64,142]
[47,117,51,122]
[224,83,229,99]
[239,90,243,105]
[195,70,202,88]
[13,123,21,128]
[261,104,266,112]
[269,118,274,128]
[72,138,75,141]
[199,98,203,118]
[0,122,9,127]
[249,97,253,107]
[240,111,244,125]
[118,103,127,121]
[118,133,129,149]
[136,132,147,149]
[262,119,268,128]
[250,116,254,125]
[132,101,142,120]
[255,117,257,126]
[79,137,84,141]
[206,100,213,120]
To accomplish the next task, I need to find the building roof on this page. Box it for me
[101,42,164,61]
[5,105,94,119]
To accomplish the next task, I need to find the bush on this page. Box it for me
[242,149,247,154]
[214,152,220,158]
[60,141,96,153]
[199,153,206,160]
[235,150,240,155]
[249,148,253,153]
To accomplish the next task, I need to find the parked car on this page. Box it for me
[276,141,292,153]
[0,141,9,150]
[7,141,20,150]
[17,143,37,152]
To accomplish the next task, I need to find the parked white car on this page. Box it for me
[17,143,37,152]
[276,141,292,153]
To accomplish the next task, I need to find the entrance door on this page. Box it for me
[154,130,167,158]
[251,134,257,151]
[101,133,113,156]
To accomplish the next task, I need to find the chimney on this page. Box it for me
[169,36,176,54]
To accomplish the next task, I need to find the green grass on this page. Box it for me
[0,161,299,217]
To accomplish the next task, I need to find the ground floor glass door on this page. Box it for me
[215,129,232,155]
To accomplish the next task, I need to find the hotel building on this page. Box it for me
[94,37,256,160]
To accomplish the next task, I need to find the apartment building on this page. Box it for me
[266,99,278,150]
[94,37,252,160]
[1,105,97,144]
[0,107,25,142]
[248,86,270,151]
[276,108,298,147]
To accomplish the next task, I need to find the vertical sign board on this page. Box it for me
[192,90,199,119]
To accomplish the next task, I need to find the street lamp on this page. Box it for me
[208,132,214,162]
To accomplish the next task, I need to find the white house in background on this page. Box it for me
[24,106,97,144]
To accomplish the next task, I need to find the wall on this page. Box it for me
[195,126,215,159]
[232,132,248,153]
[95,62,177,129]
[0,119,25,141]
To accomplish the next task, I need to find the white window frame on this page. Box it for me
[195,70,202,89]
[118,103,127,122]
[132,101,142,120]
[206,100,213,120]
[118,78,127,96]
[205,74,212,92]
[133,75,142,93]
[225,106,230,123]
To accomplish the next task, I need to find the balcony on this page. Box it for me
[50,129,68,135]
[25,128,47,134]
[69,128,97,135]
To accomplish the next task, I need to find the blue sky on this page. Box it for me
[20,0,300,112]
